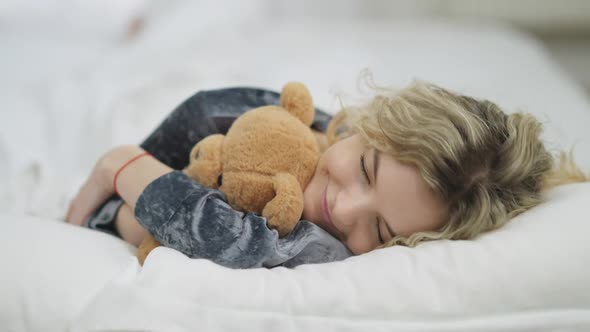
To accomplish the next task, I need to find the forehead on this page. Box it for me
[375,152,448,235]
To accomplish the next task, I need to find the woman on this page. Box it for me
[66,81,588,268]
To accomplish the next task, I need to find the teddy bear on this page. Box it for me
[136,82,321,264]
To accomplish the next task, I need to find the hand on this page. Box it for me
[66,155,114,226]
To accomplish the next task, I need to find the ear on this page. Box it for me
[185,134,224,189]
[280,82,315,127]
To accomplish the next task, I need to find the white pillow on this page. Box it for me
[0,215,135,332]
[67,182,590,331]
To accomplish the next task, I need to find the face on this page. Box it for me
[302,135,448,255]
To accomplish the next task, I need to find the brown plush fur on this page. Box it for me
[137,82,321,265]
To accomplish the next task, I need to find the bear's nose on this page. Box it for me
[217,174,223,186]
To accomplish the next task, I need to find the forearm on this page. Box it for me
[90,146,350,268]
[115,203,148,246]
[100,145,173,210]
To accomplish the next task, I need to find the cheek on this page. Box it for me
[345,231,374,255]
[338,220,374,255]
[321,147,348,176]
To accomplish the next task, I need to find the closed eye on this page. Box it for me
[377,219,385,244]
[362,152,383,244]
[360,153,370,184]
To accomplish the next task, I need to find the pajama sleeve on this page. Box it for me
[134,171,353,269]
[132,87,350,268]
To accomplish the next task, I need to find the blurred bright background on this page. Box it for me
[3,0,588,92]
[1,0,589,219]
[272,0,590,94]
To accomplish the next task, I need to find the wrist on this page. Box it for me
[100,145,170,209]
[99,145,146,191]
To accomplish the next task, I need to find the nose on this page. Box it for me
[332,186,372,230]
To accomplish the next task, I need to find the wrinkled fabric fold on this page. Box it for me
[135,171,353,269]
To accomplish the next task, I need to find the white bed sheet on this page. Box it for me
[2,1,590,331]
[2,182,590,332]
[0,214,135,332]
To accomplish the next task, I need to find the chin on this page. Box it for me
[303,166,325,223]
[301,190,313,221]
[302,206,318,224]
[302,189,319,223]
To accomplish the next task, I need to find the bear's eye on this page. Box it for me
[217,174,223,186]
[194,150,200,159]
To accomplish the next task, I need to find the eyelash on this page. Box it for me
[361,153,384,244]
[376,219,385,244]
[360,153,370,184]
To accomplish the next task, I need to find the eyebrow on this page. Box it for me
[373,149,396,238]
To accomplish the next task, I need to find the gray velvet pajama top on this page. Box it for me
[134,170,352,269]
[88,87,353,269]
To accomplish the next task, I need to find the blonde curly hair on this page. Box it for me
[326,80,589,248]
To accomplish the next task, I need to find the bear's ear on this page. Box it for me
[185,134,224,189]
[280,82,314,127]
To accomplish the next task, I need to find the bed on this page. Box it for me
[1,1,590,331]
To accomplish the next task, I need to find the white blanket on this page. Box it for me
[2,182,590,331]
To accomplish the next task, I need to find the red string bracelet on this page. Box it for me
[113,151,152,196]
